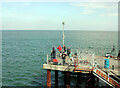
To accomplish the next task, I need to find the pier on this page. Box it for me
[43,22,120,88]
[43,54,120,88]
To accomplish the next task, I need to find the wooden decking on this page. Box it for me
[43,64,74,72]
[43,64,93,73]
[44,55,94,73]
[44,55,119,75]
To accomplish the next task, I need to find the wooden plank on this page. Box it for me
[74,71,91,73]
[43,64,74,72]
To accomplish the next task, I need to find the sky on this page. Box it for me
[1,2,118,31]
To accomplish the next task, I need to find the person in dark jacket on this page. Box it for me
[51,47,56,59]
[117,50,120,59]
[62,51,67,65]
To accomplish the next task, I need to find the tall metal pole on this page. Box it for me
[62,22,65,47]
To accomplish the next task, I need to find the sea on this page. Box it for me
[2,30,118,87]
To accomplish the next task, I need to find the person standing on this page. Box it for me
[69,51,74,65]
[57,45,62,57]
[69,51,72,58]
[51,47,56,60]
[67,48,71,56]
[117,50,120,59]
[57,45,62,53]
[63,44,66,52]
[62,51,67,65]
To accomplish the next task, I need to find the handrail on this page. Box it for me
[93,64,120,87]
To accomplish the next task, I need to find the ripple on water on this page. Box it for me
[2,77,14,86]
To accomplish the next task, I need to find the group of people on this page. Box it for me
[51,45,73,65]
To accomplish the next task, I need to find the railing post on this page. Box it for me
[92,53,95,67]
[47,54,48,64]
[108,71,110,82]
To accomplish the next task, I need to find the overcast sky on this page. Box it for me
[1,2,118,31]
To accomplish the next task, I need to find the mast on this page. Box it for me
[62,22,65,46]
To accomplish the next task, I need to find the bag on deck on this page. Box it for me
[53,59,58,62]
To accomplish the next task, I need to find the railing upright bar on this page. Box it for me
[47,54,48,64]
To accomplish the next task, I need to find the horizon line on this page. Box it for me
[1,30,118,31]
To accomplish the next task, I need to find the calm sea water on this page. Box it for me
[2,30,118,87]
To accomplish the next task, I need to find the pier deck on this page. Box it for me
[43,64,93,73]
[43,55,120,88]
